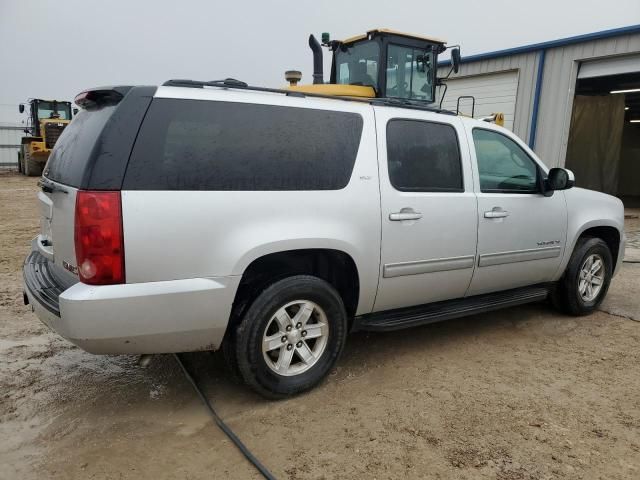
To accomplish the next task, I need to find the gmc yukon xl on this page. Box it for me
[24,83,625,397]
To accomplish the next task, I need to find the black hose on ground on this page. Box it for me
[173,354,277,480]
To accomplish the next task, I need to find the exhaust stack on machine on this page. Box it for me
[308,34,323,84]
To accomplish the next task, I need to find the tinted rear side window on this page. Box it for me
[386,119,463,192]
[124,99,364,190]
[44,106,117,187]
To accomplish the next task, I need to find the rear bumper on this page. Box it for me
[23,250,76,317]
[24,250,240,354]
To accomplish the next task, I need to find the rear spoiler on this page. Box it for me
[74,86,133,110]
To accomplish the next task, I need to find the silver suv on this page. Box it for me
[24,83,625,397]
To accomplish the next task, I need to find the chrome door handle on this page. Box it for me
[484,208,509,218]
[389,210,423,221]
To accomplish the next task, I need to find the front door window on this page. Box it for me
[472,129,539,193]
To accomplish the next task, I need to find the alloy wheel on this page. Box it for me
[262,300,329,376]
[578,253,605,302]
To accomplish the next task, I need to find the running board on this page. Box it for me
[353,285,551,332]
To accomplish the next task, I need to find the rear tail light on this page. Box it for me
[74,191,125,285]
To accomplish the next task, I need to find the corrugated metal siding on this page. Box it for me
[0,123,23,166]
[438,71,519,130]
[437,51,540,142]
[535,33,640,166]
[437,32,640,167]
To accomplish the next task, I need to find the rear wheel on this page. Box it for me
[551,237,612,316]
[226,275,347,398]
[24,149,43,177]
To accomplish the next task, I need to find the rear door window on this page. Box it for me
[386,119,463,192]
[123,99,364,190]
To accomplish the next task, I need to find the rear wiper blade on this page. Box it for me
[38,178,68,195]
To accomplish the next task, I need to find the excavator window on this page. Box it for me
[335,41,380,90]
[36,101,71,120]
[385,45,434,102]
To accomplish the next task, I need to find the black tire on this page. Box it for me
[221,326,243,384]
[551,237,612,316]
[24,149,44,177]
[226,275,347,398]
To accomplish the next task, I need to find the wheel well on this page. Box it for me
[579,226,620,264]
[229,249,360,331]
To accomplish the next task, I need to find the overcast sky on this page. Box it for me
[1,0,638,123]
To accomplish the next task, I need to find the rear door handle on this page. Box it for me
[484,208,509,219]
[389,209,423,221]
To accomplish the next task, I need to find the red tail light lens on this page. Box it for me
[74,191,125,285]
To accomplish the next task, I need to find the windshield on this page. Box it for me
[335,40,380,90]
[37,101,71,120]
[385,44,434,102]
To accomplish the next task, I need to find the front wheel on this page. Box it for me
[24,149,44,177]
[227,275,348,398]
[551,237,612,316]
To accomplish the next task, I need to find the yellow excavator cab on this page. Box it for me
[283,29,507,126]
[286,29,455,103]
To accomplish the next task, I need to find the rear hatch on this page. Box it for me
[36,86,155,285]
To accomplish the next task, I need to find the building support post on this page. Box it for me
[529,49,546,148]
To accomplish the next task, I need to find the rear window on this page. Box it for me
[44,106,117,187]
[123,99,364,190]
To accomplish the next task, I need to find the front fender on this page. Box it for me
[554,188,625,280]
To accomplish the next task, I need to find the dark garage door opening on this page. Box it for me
[566,68,640,207]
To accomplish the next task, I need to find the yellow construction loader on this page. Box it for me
[18,99,75,176]
[284,28,504,126]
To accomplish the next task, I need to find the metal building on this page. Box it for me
[0,123,22,168]
[438,24,640,206]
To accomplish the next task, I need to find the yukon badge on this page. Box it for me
[537,240,561,246]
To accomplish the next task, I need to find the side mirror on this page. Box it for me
[73,108,79,115]
[451,48,461,74]
[416,54,428,73]
[19,104,24,114]
[546,167,575,192]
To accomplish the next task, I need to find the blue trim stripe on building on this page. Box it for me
[528,49,546,148]
[439,24,640,67]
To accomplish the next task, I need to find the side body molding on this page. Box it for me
[479,246,561,267]
[383,255,475,278]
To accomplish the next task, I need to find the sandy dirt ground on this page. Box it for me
[1,171,639,480]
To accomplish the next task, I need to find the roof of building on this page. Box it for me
[439,24,640,66]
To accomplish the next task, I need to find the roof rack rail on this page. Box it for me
[163,78,249,88]
[162,78,307,98]
[370,98,456,115]
[161,78,455,115]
